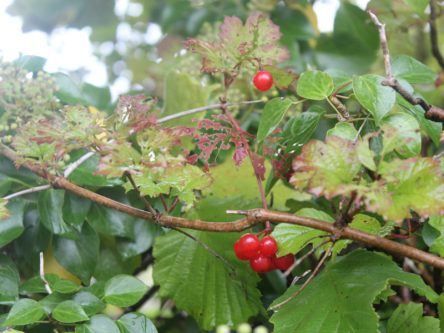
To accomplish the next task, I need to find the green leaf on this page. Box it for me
[438,294,444,333]
[38,189,75,236]
[272,208,332,256]
[53,72,84,105]
[63,192,91,231]
[263,65,297,89]
[357,136,377,171]
[117,313,158,333]
[364,158,444,221]
[53,223,99,285]
[52,300,89,323]
[39,293,70,314]
[116,220,161,259]
[49,277,81,294]
[270,250,438,333]
[4,299,45,326]
[392,55,436,84]
[387,303,440,333]
[326,122,357,141]
[75,315,120,333]
[382,112,421,158]
[426,216,444,257]
[0,255,20,304]
[81,83,112,111]
[296,71,334,100]
[0,201,25,248]
[290,136,361,199]
[403,0,428,13]
[103,275,148,307]
[73,291,105,317]
[257,97,292,142]
[162,71,210,126]
[281,110,322,154]
[153,230,264,330]
[353,74,396,124]
[93,245,139,281]
[14,55,46,72]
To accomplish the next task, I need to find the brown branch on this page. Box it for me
[430,0,444,69]
[368,10,444,123]
[2,145,444,270]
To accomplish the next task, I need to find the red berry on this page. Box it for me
[272,254,295,271]
[253,70,273,91]
[233,233,260,260]
[259,236,278,257]
[250,255,273,273]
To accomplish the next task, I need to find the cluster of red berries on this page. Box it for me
[253,70,273,92]
[234,233,295,273]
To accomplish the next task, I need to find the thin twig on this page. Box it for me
[283,239,332,277]
[2,151,95,201]
[39,252,52,294]
[157,100,263,124]
[63,151,95,177]
[270,243,334,310]
[430,0,444,69]
[3,184,50,200]
[290,269,311,286]
[124,171,158,216]
[368,10,444,123]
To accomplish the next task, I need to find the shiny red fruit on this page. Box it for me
[233,233,260,260]
[253,70,273,91]
[259,236,278,257]
[250,255,273,273]
[272,254,295,271]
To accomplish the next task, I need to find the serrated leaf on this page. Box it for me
[153,230,264,330]
[73,291,105,316]
[4,299,45,326]
[257,98,292,142]
[52,300,89,323]
[364,158,444,222]
[117,313,158,333]
[290,136,360,199]
[296,71,334,100]
[75,315,120,333]
[186,13,288,73]
[392,55,436,84]
[53,223,99,285]
[270,250,438,333]
[103,275,148,307]
[382,112,421,158]
[387,303,440,333]
[272,208,332,257]
[0,255,19,304]
[353,74,396,124]
[0,201,25,248]
[357,136,377,171]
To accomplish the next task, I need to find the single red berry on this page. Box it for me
[250,255,273,273]
[253,70,273,91]
[259,236,278,257]
[234,233,260,260]
[272,254,295,271]
[234,240,249,260]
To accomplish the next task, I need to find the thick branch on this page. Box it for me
[2,145,444,269]
[430,0,444,69]
[368,10,444,123]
